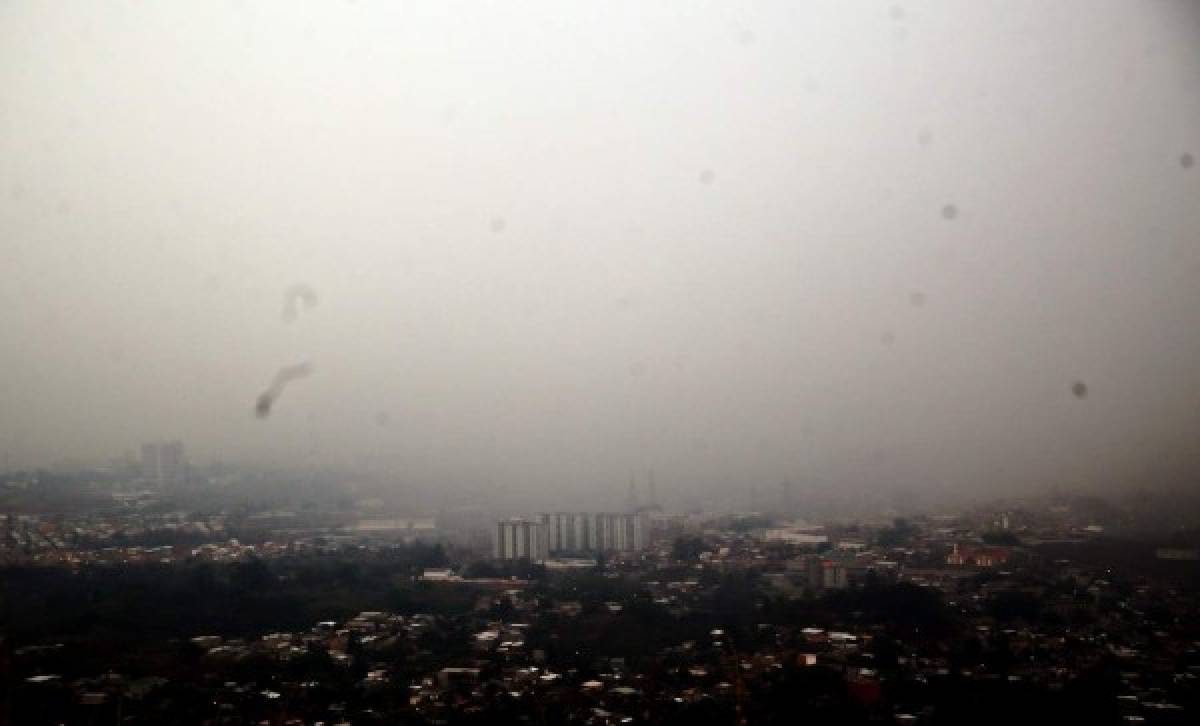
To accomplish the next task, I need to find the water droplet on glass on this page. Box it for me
[281,284,318,323]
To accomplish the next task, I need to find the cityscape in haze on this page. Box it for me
[2,1,1200,724]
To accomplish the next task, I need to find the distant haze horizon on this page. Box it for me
[3,1,1199,505]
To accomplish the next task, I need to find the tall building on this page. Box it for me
[538,512,648,555]
[493,519,548,562]
[541,512,593,553]
[780,479,795,515]
[140,441,187,489]
[806,557,848,590]
[645,469,661,512]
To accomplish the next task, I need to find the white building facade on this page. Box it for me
[493,519,549,562]
[538,512,648,555]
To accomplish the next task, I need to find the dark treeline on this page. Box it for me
[0,543,454,665]
[1,552,1165,724]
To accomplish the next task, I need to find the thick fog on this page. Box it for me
[2,1,1199,509]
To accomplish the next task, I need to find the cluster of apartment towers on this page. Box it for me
[493,474,660,562]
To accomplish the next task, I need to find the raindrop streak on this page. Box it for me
[1182,153,1195,170]
[282,284,318,323]
[941,204,958,220]
[255,362,313,418]
[1071,381,1088,399]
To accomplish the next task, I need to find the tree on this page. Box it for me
[464,560,499,579]
[672,535,706,562]
[230,557,271,590]
[981,530,1019,546]
[876,518,917,548]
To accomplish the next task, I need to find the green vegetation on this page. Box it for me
[671,535,706,561]
[981,529,1020,546]
[876,517,918,548]
[0,543,457,656]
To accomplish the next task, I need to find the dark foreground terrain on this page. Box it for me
[2,524,1199,725]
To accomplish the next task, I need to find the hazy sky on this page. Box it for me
[2,1,1198,507]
